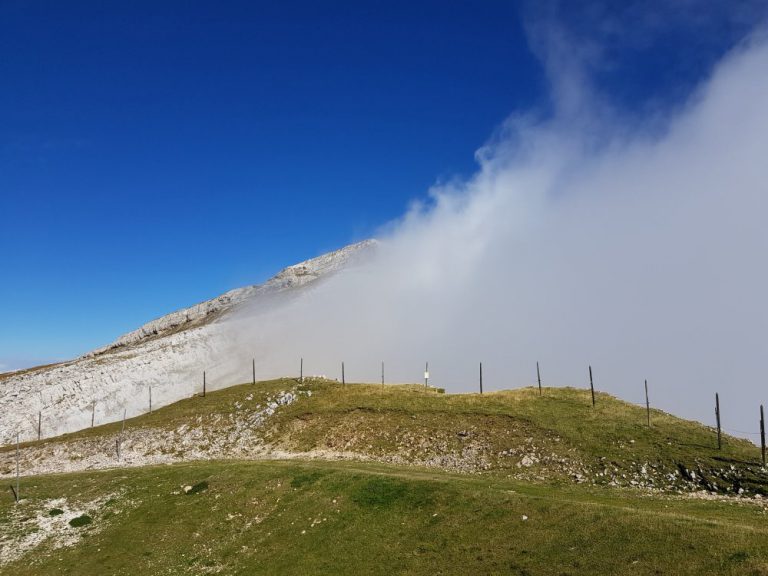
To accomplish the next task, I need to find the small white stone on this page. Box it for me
[520,455,535,467]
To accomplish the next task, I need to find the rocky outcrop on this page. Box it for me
[0,240,376,443]
[87,239,377,356]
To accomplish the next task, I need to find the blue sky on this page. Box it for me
[0,0,763,369]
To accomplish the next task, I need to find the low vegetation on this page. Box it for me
[67,514,92,528]
[4,378,764,494]
[2,379,767,574]
[2,460,768,575]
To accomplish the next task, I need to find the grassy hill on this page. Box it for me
[3,459,768,575]
[6,378,765,493]
[2,379,768,574]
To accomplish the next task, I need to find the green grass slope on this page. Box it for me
[6,378,765,495]
[2,459,768,575]
[3,380,768,575]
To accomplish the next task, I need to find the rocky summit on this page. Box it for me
[0,240,376,443]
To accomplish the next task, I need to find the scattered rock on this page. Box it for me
[520,455,536,468]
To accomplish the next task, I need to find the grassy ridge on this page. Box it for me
[3,381,768,574]
[4,379,765,493]
[2,459,768,575]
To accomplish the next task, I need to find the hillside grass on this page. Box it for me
[22,378,758,459]
[5,378,765,492]
[4,381,768,574]
[2,459,768,575]
[271,380,760,463]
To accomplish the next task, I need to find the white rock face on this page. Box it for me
[88,239,377,355]
[0,240,376,444]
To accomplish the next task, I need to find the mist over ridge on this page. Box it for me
[223,34,768,440]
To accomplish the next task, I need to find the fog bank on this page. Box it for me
[223,35,768,441]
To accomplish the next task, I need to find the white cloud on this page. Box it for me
[220,33,768,439]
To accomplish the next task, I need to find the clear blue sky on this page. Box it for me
[0,1,759,368]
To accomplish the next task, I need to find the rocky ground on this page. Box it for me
[0,490,129,567]
[0,240,376,444]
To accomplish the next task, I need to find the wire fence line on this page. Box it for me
[724,428,762,437]
[6,360,767,447]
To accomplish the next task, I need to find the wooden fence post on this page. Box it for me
[425,362,429,388]
[645,380,650,427]
[342,362,345,386]
[91,402,95,427]
[537,361,542,396]
[203,371,206,397]
[252,359,256,385]
[300,357,304,383]
[715,393,721,450]
[149,386,152,414]
[37,412,41,441]
[381,361,384,387]
[479,362,483,394]
[589,365,595,407]
[15,432,20,504]
[761,404,765,467]
[118,408,126,462]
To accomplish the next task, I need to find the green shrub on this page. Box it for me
[290,471,324,488]
[186,481,208,495]
[728,551,749,563]
[352,476,433,509]
[69,514,92,528]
